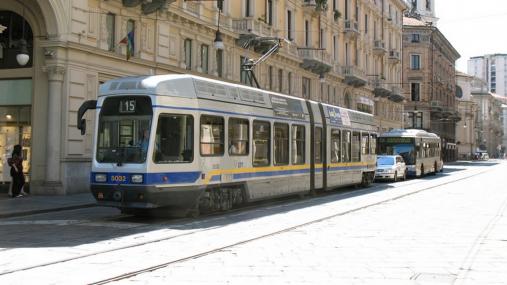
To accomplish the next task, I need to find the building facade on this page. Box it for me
[455,71,477,160]
[0,0,407,195]
[471,77,504,157]
[402,16,460,161]
[468,54,507,151]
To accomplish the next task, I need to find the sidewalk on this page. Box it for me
[0,192,96,218]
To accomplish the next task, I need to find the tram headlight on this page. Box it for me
[95,174,107,183]
[131,174,144,184]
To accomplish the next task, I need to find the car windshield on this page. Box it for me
[377,157,394,166]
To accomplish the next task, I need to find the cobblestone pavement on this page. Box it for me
[0,161,506,284]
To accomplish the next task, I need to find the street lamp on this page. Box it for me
[16,6,29,66]
[213,4,224,50]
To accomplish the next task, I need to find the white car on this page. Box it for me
[375,155,407,182]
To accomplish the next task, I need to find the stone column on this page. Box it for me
[43,65,65,193]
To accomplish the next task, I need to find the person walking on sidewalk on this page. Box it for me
[8,145,26,198]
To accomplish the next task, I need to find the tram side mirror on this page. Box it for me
[76,100,97,136]
[80,119,86,135]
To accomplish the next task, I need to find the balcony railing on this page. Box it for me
[344,20,359,37]
[373,40,387,55]
[232,18,277,38]
[388,86,404,102]
[372,77,390,97]
[388,50,400,63]
[298,48,332,74]
[342,65,366,87]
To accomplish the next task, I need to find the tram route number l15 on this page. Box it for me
[119,99,136,113]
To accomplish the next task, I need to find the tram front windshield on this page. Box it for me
[96,96,152,164]
[378,137,416,165]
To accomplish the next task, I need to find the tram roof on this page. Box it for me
[380,129,440,139]
[99,74,375,127]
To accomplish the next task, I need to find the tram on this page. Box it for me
[77,74,378,215]
[377,129,443,177]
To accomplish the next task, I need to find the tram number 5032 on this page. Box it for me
[119,99,136,113]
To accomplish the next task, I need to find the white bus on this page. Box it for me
[377,129,443,177]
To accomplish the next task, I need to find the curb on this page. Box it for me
[0,203,97,219]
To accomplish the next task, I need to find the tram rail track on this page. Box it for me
[0,165,495,283]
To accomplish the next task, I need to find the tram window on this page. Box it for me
[253,120,271,166]
[200,115,224,156]
[352,131,361,162]
[342,130,351,162]
[331,129,341,163]
[291,125,305,165]
[228,118,249,156]
[370,134,377,154]
[153,114,194,163]
[315,127,323,164]
[361,133,369,155]
[274,123,289,165]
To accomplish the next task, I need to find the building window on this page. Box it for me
[217,0,224,11]
[364,14,368,34]
[411,33,420,43]
[426,0,431,10]
[216,49,223,77]
[409,112,423,129]
[288,72,292,94]
[305,20,310,47]
[287,10,293,41]
[126,19,135,58]
[333,35,338,61]
[411,82,420,101]
[228,118,249,155]
[411,54,420,70]
[106,13,116,51]
[320,29,324,49]
[268,66,273,90]
[292,125,305,165]
[184,39,192,70]
[240,56,249,84]
[267,0,273,25]
[201,44,209,74]
[278,69,283,92]
[245,0,251,16]
[253,120,270,166]
[274,123,289,165]
[200,115,224,156]
[302,77,311,99]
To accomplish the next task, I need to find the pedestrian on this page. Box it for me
[8,145,26,198]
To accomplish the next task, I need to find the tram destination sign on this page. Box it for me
[119,99,136,113]
[378,137,414,144]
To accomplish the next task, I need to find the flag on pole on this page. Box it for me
[119,30,134,60]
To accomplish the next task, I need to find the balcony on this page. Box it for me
[298,48,332,75]
[388,50,400,63]
[342,65,367,87]
[388,86,404,102]
[233,18,278,53]
[372,77,390,97]
[232,18,277,38]
[343,20,359,38]
[373,40,387,55]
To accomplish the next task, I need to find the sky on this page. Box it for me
[436,0,507,73]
